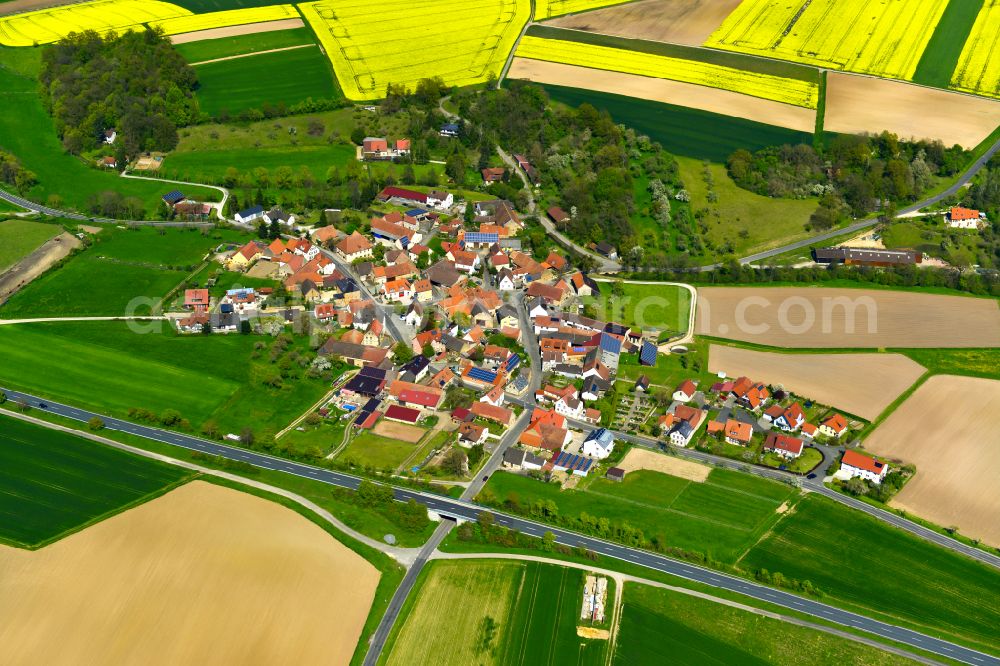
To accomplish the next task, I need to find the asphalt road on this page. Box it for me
[0,187,212,228]
[3,387,997,666]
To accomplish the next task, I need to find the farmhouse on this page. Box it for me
[764,433,804,459]
[336,231,374,262]
[673,379,697,402]
[361,136,410,160]
[840,450,889,484]
[264,207,295,226]
[724,419,753,446]
[813,247,922,266]
[481,167,505,183]
[183,288,210,312]
[947,206,985,229]
[582,428,615,459]
[820,413,848,438]
[235,205,264,224]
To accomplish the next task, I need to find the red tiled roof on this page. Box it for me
[385,405,421,423]
[950,206,980,221]
[842,449,886,475]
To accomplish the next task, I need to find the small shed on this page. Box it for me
[606,467,625,483]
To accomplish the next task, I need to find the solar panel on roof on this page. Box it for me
[467,367,497,383]
[465,232,498,244]
[639,341,657,366]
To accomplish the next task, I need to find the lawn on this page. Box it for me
[0,226,239,317]
[585,281,690,335]
[676,156,821,259]
[480,468,797,564]
[0,321,332,438]
[613,583,914,666]
[194,47,340,117]
[0,219,60,272]
[338,432,418,471]
[911,0,986,88]
[882,219,983,268]
[761,447,823,474]
[163,143,356,185]
[384,559,607,666]
[174,27,317,63]
[740,494,1000,654]
[0,414,192,548]
[615,337,716,389]
[0,67,217,217]
[538,83,815,162]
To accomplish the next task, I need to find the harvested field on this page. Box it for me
[696,287,1000,348]
[864,375,1000,548]
[708,345,926,420]
[508,58,816,133]
[373,420,426,443]
[546,0,742,46]
[0,481,379,666]
[825,72,1000,149]
[0,232,79,304]
[616,447,710,482]
[170,17,303,44]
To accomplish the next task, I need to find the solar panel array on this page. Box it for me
[467,366,498,383]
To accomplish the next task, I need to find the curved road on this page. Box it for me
[2,387,996,666]
[0,187,213,228]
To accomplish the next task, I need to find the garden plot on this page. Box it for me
[864,375,1000,548]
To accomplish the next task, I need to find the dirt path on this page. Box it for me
[169,18,304,44]
[0,232,79,304]
[190,43,315,66]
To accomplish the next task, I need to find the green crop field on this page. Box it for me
[676,156,821,258]
[384,559,607,666]
[175,28,316,63]
[538,84,815,163]
[194,47,340,117]
[911,0,986,88]
[584,282,690,335]
[0,321,332,437]
[0,414,192,548]
[740,495,1000,653]
[613,583,913,665]
[0,226,242,318]
[167,0,282,11]
[338,432,419,471]
[0,67,217,217]
[481,468,797,564]
[0,219,59,272]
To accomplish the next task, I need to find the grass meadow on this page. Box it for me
[0,65,216,216]
[0,226,240,318]
[0,321,331,438]
[740,494,1000,653]
[194,47,340,117]
[338,432,420,471]
[482,468,797,564]
[613,583,914,666]
[175,28,316,63]
[0,219,60,272]
[0,414,192,548]
[384,559,607,666]
[538,83,815,162]
[676,156,820,258]
[163,143,355,184]
[584,282,690,336]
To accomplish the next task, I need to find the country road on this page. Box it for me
[2,387,996,666]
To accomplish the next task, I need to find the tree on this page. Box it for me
[442,448,468,476]
[542,531,555,552]
[239,427,255,447]
[0,392,5,404]
[256,221,269,238]
[201,420,221,439]
[446,153,466,186]
[393,342,414,363]
[422,342,435,358]
[160,409,182,426]
[87,416,104,431]
[356,479,394,507]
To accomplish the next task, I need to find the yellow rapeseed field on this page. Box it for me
[950,0,1000,99]
[515,35,818,108]
[300,0,530,101]
[151,5,299,36]
[0,0,189,47]
[705,0,949,81]
[535,0,632,20]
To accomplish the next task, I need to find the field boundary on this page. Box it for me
[189,43,315,66]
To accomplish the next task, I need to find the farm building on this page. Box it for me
[840,450,889,484]
[813,247,922,266]
[384,405,421,424]
[235,205,264,224]
[481,167,505,183]
[947,207,985,229]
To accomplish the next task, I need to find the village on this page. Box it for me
[154,161,896,494]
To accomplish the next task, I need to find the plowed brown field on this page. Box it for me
[546,0,742,46]
[864,375,1000,548]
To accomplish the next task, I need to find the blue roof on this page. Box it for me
[405,208,426,216]
[585,428,615,447]
[464,232,499,244]
[402,355,430,373]
[226,288,255,297]
[505,353,521,371]
[552,451,593,473]
[238,205,264,217]
[442,123,459,131]
[639,340,657,366]
[162,190,184,204]
[467,367,498,383]
[599,333,622,355]
[220,303,234,314]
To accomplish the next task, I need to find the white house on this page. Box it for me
[669,421,695,447]
[582,428,615,459]
[264,207,295,226]
[497,269,516,291]
[235,205,264,224]
[840,450,889,484]
[426,190,454,210]
[673,379,696,403]
[947,206,985,229]
[764,433,803,460]
[555,392,585,420]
